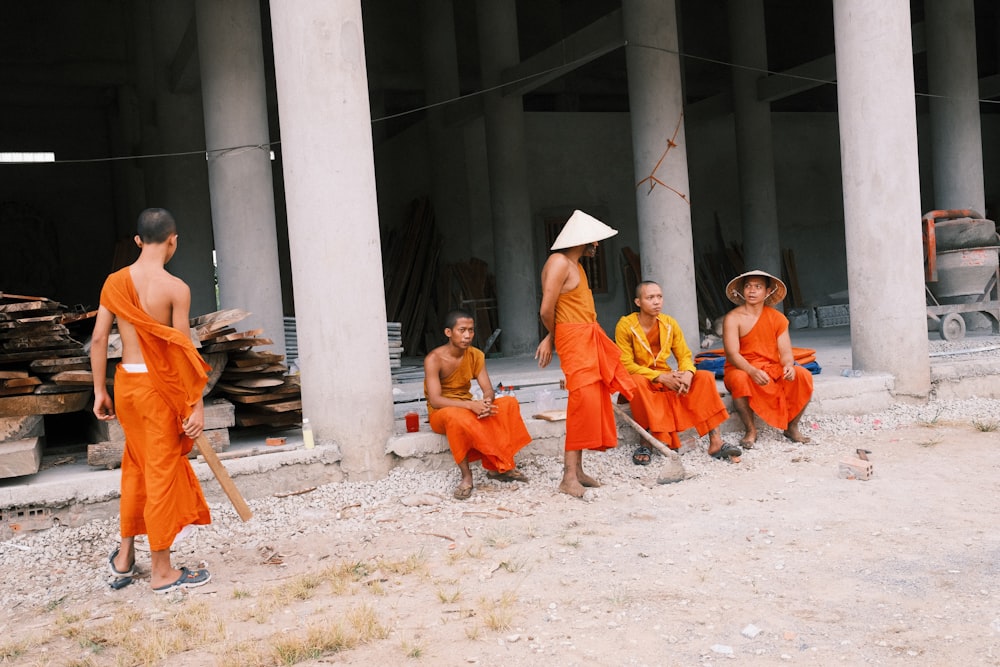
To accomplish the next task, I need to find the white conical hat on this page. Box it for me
[725,270,787,306]
[550,210,619,250]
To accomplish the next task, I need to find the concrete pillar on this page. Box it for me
[925,0,986,215]
[623,0,699,340]
[833,0,930,396]
[476,0,540,357]
[269,0,393,479]
[727,0,781,278]
[136,1,217,316]
[420,0,472,262]
[196,0,286,355]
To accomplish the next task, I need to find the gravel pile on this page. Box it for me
[2,391,998,614]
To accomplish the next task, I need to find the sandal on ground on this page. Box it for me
[710,443,743,461]
[632,446,652,466]
[486,469,528,482]
[152,567,211,594]
[452,485,473,500]
[108,547,135,578]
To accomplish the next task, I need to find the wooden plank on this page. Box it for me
[0,415,44,440]
[0,370,30,379]
[0,437,42,478]
[229,350,285,367]
[0,391,91,417]
[1,377,41,389]
[202,328,263,343]
[226,391,301,405]
[191,308,251,336]
[0,301,55,314]
[201,337,272,354]
[34,383,92,395]
[243,398,302,413]
[0,386,40,396]
[1,334,80,350]
[51,370,95,385]
[235,410,303,427]
[29,356,91,372]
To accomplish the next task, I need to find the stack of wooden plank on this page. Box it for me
[388,321,403,371]
[0,293,96,478]
[192,309,301,428]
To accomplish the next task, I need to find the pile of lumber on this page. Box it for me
[383,197,442,356]
[0,294,95,396]
[194,309,301,428]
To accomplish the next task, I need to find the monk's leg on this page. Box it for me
[705,428,724,456]
[732,396,757,447]
[559,450,585,498]
[150,549,181,589]
[453,458,474,499]
[111,536,136,575]
[784,406,812,444]
[575,451,601,488]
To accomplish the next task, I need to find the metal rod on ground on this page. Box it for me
[194,433,253,521]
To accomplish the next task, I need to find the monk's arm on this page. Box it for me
[171,280,204,437]
[614,318,658,381]
[474,365,499,416]
[776,328,797,379]
[90,305,115,421]
[535,255,568,367]
[423,355,488,415]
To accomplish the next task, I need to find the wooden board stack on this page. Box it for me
[0,293,95,478]
[194,309,302,428]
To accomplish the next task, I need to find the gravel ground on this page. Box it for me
[1,349,999,665]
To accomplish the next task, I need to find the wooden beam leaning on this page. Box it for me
[194,433,253,522]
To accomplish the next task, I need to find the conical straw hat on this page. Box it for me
[725,270,787,306]
[550,210,619,250]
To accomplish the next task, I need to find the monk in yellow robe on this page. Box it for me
[615,281,736,462]
[536,210,635,498]
[91,208,213,593]
[425,309,531,500]
[722,270,814,447]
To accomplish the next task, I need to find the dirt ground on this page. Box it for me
[2,416,1000,666]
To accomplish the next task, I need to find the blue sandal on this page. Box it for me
[152,567,212,594]
[108,547,135,578]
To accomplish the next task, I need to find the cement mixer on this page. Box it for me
[923,209,1000,340]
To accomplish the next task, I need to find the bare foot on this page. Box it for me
[577,473,601,488]
[783,427,812,444]
[706,432,724,457]
[453,484,473,500]
[739,432,757,449]
[558,479,585,498]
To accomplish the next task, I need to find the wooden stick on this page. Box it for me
[612,403,681,461]
[194,433,253,521]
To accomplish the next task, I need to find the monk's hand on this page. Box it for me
[677,371,693,395]
[783,364,796,381]
[93,392,116,421]
[183,401,205,438]
[657,372,683,392]
[751,368,770,386]
[472,400,492,419]
[534,335,553,368]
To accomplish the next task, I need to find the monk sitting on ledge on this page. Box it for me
[424,309,531,500]
[722,270,814,447]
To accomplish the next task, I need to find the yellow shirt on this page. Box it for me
[614,311,696,382]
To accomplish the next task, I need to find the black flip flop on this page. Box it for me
[711,443,743,461]
[632,445,652,466]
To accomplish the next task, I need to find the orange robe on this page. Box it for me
[555,264,635,451]
[615,312,728,449]
[425,347,530,472]
[723,306,813,430]
[100,268,212,551]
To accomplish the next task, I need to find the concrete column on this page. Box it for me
[925,0,986,215]
[269,0,393,479]
[136,1,217,316]
[195,0,285,355]
[476,0,540,357]
[833,0,929,396]
[727,0,781,278]
[623,0,699,341]
[420,0,472,261]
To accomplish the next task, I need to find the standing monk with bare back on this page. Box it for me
[535,210,635,497]
[91,208,213,593]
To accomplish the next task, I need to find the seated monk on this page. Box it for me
[424,309,531,500]
[722,270,814,447]
[615,281,738,463]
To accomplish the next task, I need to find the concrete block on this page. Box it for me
[838,457,873,480]
[0,437,43,478]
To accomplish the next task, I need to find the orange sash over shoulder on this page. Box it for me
[100,268,209,448]
[723,306,813,430]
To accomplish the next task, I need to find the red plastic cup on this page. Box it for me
[405,412,419,433]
